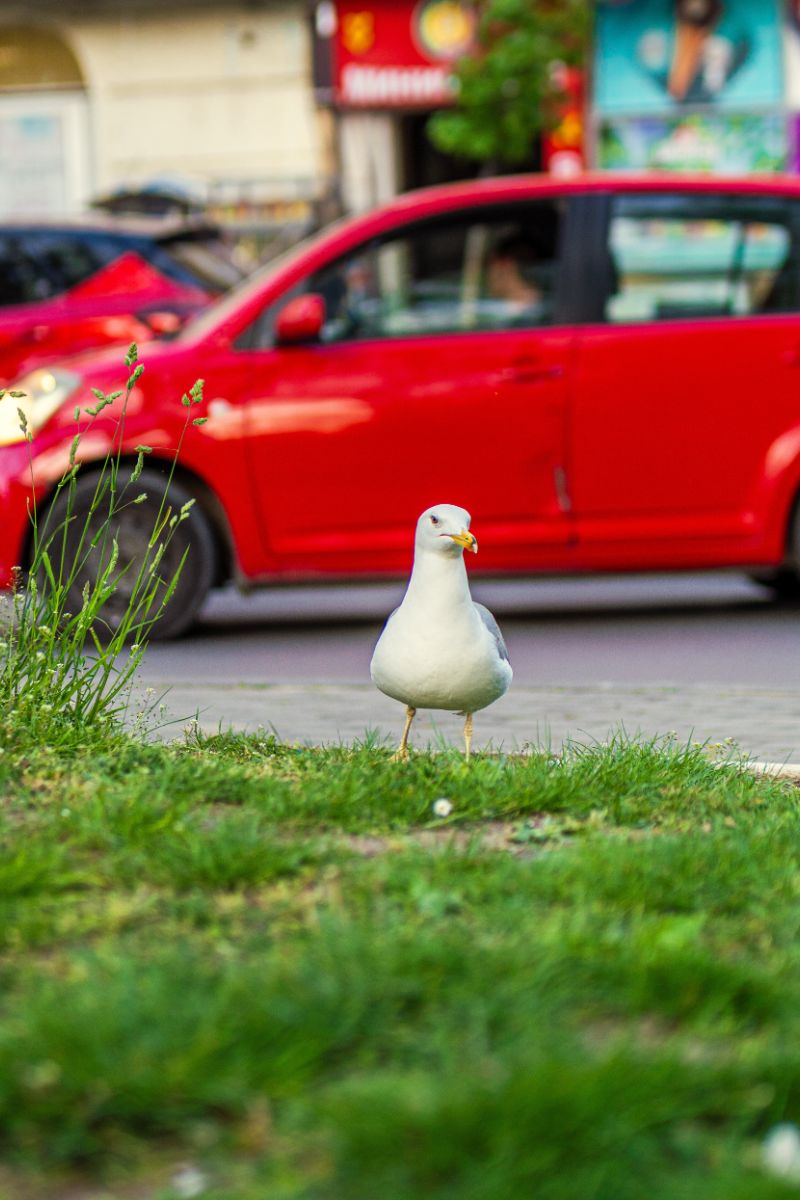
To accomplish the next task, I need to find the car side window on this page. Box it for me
[0,232,122,305]
[605,194,800,323]
[301,203,563,344]
[0,236,33,305]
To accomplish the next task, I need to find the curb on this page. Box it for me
[744,762,800,781]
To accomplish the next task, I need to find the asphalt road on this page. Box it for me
[136,571,799,688]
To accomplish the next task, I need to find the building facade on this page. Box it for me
[0,0,483,226]
[0,0,580,227]
[0,0,329,228]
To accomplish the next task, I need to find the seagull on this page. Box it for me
[370,504,512,761]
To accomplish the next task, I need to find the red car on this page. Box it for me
[0,217,243,386]
[4,172,800,637]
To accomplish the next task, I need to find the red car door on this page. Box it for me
[570,190,800,568]
[223,328,572,574]
[222,202,576,574]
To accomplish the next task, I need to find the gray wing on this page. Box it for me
[382,604,400,628]
[473,602,510,663]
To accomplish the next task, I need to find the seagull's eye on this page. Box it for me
[430,515,440,527]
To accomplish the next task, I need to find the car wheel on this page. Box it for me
[750,499,800,600]
[749,568,800,600]
[41,466,218,639]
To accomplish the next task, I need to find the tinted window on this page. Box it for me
[605,194,800,323]
[306,202,563,343]
[240,202,563,349]
[0,231,122,305]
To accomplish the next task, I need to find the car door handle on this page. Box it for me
[515,364,564,382]
[491,361,564,385]
[782,345,800,367]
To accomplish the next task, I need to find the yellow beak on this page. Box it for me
[449,529,478,554]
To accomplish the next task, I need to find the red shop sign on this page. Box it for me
[333,0,476,108]
[542,64,586,177]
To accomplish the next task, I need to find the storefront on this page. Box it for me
[593,0,791,173]
[312,0,484,210]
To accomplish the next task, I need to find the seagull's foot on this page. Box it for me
[390,706,416,764]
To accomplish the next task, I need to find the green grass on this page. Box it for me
[1,722,800,1198]
[0,345,204,748]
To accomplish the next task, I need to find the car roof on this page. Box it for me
[312,171,800,257]
[376,171,800,216]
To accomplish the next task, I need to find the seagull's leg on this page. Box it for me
[391,706,416,762]
[463,712,474,762]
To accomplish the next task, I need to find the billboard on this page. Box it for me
[594,0,783,114]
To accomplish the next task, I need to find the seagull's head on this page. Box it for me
[415,504,478,557]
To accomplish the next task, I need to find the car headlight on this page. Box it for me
[0,369,82,447]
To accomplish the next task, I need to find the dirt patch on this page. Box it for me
[343,820,541,859]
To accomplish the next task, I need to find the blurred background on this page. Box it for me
[0,0,796,268]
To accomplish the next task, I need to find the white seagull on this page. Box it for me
[370,504,512,761]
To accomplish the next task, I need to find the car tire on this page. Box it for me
[749,497,800,600]
[749,568,800,600]
[41,465,218,640]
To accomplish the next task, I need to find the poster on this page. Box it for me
[597,111,786,173]
[594,0,783,114]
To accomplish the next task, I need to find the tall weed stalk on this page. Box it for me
[0,343,205,743]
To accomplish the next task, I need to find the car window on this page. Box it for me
[150,235,245,293]
[301,203,562,344]
[0,231,123,305]
[605,194,800,323]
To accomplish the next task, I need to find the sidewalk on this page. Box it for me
[137,680,800,764]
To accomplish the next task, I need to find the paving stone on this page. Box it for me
[129,681,800,765]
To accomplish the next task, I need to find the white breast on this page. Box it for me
[371,601,512,713]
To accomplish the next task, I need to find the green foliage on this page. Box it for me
[428,0,591,166]
[0,346,204,745]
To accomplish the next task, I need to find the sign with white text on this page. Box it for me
[332,0,476,108]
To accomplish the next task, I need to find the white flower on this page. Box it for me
[762,1124,800,1182]
[432,798,453,818]
[172,1163,208,1197]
